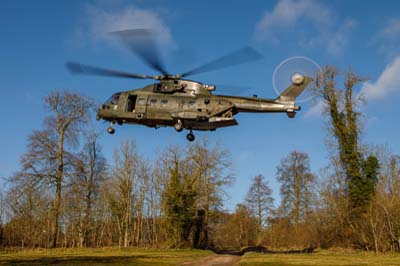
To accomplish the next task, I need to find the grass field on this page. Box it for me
[2,248,400,266]
[0,248,212,266]
[239,251,400,266]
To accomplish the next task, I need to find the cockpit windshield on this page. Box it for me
[106,92,121,105]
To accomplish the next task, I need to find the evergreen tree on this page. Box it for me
[350,155,379,209]
[164,160,197,247]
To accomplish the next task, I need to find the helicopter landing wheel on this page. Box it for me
[107,127,115,134]
[287,111,296,118]
[186,132,195,142]
[174,120,183,132]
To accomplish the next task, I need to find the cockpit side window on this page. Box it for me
[107,93,121,105]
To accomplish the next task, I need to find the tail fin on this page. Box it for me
[275,76,313,102]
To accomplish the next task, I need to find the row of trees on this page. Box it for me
[0,90,232,248]
[0,66,399,252]
[213,67,400,252]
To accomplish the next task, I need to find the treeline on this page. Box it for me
[1,136,232,249]
[0,67,400,252]
[0,91,232,248]
[217,148,400,253]
[221,67,400,253]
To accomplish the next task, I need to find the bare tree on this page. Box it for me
[245,175,274,229]
[187,139,233,247]
[4,185,53,247]
[0,187,5,246]
[10,90,93,247]
[107,139,149,248]
[276,151,316,225]
[69,129,107,247]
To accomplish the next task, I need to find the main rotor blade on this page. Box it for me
[66,62,154,80]
[110,29,169,76]
[180,46,263,78]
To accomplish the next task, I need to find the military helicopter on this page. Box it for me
[67,29,312,142]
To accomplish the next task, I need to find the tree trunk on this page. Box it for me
[52,130,64,248]
[52,177,62,248]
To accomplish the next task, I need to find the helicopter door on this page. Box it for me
[126,95,137,112]
[135,96,148,118]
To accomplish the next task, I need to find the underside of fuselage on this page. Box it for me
[101,114,238,131]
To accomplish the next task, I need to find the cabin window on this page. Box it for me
[188,100,196,108]
[150,99,157,106]
[138,98,145,105]
[161,99,168,107]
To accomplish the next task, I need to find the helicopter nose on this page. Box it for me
[96,108,104,120]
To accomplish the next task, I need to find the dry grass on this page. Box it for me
[0,247,212,266]
[239,250,400,266]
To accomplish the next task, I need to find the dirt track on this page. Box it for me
[182,254,241,266]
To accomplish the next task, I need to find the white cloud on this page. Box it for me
[75,4,175,48]
[361,56,400,100]
[303,100,326,118]
[326,19,357,56]
[254,0,356,56]
[373,17,400,58]
[255,0,332,37]
[379,18,400,40]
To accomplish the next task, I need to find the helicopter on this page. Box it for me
[67,29,312,142]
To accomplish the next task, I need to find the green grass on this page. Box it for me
[239,250,400,266]
[2,248,400,266]
[0,247,212,266]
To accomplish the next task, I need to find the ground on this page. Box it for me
[0,248,212,266]
[182,254,241,266]
[1,248,400,266]
[239,251,400,266]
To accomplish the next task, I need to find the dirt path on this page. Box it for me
[181,254,241,266]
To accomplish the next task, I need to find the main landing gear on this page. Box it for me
[175,120,195,142]
[186,130,195,142]
[287,111,296,118]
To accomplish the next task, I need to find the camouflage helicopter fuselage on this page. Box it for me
[96,76,311,139]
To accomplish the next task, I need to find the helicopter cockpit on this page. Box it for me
[102,92,121,110]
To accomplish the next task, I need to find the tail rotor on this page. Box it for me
[273,56,321,103]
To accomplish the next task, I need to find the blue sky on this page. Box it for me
[1,0,400,210]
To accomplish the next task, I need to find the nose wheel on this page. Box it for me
[107,122,115,134]
[174,120,183,132]
[186,130,195,142]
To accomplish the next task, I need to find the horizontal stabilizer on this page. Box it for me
[276,76,313,102]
